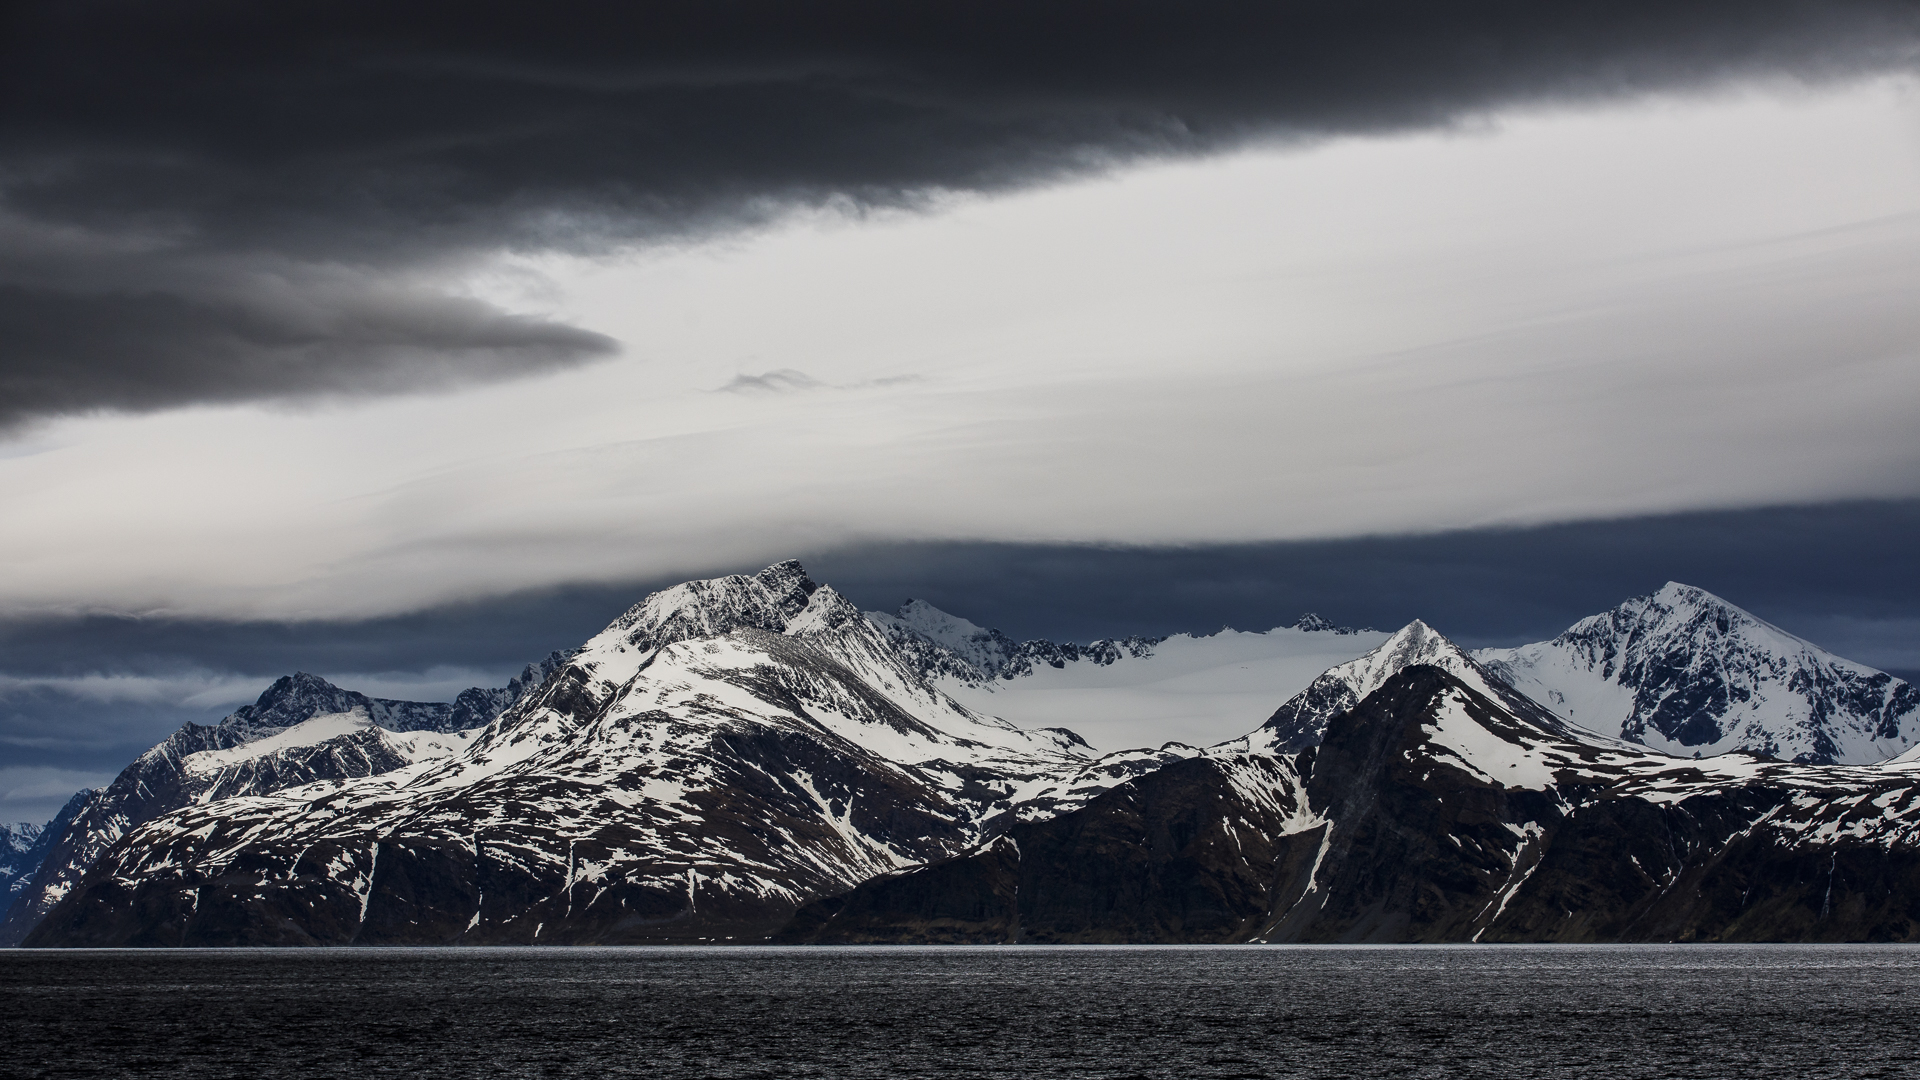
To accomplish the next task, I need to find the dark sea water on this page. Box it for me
[4,945,1918,1079]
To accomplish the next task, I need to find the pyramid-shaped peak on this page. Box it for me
[1620,582,1780,629]
[755,559,814,594]
[1567,581,1799,648]
[1239,618,1505,755]
[1648,582,1777,630]
[256,671,350,705]
[1315,662,1595,788]
[224,672,368,735]
[1652,581,1732,608]
[1347,620,1475,684]
[1378,618,1450,650]
[782,584,868,636]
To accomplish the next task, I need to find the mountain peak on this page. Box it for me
[1654,580,1720,605]
[783,585,868,636]
[272,671,345,695]
[3,821,43,853]
[1484,583,1918,764]
[756,559,814,598]
[873,599,998,649]
[224,672,367,736]
[1368,619,1454,666]
[1639,581,1769,628]
[1553,581,1809,664]
[1290,612,1366,634]
[601,560,822,651]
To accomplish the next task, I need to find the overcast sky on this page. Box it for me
[3,2,1919,822]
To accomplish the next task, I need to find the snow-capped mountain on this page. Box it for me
[22,563,1920,947]
[0,659,562,946]
[25,563,1183,947]
[1476,582,1918,764]
[783,663,1920,944]
[870,600,1391,752]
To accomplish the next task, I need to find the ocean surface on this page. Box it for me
[5,945,1918,1079]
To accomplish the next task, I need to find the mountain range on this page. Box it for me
[9,562,1918,946]
[782,664,1920,944]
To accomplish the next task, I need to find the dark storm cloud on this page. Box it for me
[2,1,1916,425]
[0,284,616,428]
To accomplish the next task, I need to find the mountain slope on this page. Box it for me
[1477,582,1918,764]
[776,751,1314,944]
[781,665,1920,944]
[24,563,1165,947]
[0,660,561,946]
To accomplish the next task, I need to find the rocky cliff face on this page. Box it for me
[1477,582,1918,764]
[781,666,1920,944]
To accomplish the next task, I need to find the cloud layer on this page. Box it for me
[2,1,1916,425]
[1,80,1915,621]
